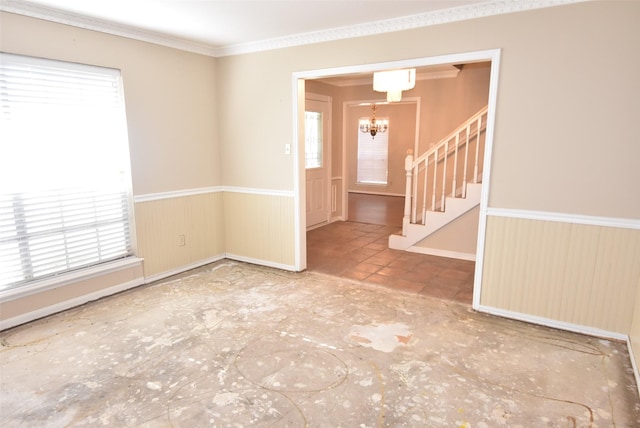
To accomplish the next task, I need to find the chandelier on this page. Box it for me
[359,104,388,138]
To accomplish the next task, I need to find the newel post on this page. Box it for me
[403,149,413,234]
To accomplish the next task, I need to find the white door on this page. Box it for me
[305,95,331,229]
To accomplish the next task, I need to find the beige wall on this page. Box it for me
[0,11,224,322]
[0,12,221,196]
[415,206,480,257]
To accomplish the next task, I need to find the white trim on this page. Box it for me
[407,247,476,261]
[222,186,295,198]
[133,186,298,203]
[134,186,223,203]
[0,0,219,57]
[0,277,144,331]
[476,304,628,342]
[349,190,406,198]
[487,207,640,230]
[215,0,582,57]
[143,255,225,285]
[0,0,586,58]
[627,337,640,400]
[472,49,501,310]
[0,257,144,302]
[225,253,297,272]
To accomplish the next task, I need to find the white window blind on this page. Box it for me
[357,119,389,185]
[0,53,134,292]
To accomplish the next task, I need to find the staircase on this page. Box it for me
[389,106,488,251]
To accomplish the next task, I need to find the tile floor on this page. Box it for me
[308,192,475,304]
[2,261,639,427]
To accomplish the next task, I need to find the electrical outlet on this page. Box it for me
[179,235,185,246]
[285,143,291,155]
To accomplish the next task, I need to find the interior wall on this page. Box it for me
[0,11,224,322]
[414,206,480,258]
[215,0,640,340]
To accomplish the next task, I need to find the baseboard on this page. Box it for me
[225,253,297,272]
[475,304,628,341]
[407,246,476,261]
[627,337,640,399]
[348,190,405,197]
[0,277,145,331]
[143,254,226,284]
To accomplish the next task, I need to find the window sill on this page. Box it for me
[0,257,144,303]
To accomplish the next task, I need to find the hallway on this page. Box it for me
[306,193,475,304]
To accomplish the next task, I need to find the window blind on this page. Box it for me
[357,119,389,185]
[0,53,134,291]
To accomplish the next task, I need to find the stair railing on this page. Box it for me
[402,106,488,231]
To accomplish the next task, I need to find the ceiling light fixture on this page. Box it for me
[359,104,388,138]
[373,68,416,102]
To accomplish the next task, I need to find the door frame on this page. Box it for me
[292,49,501,312]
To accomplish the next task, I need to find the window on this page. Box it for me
[305,111,322,169]
[0,53,134,292]
[357,119,389,185]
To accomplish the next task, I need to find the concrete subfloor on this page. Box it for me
[1,260,639,427]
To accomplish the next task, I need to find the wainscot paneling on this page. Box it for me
[223,191,295,269]
[134,191,225,279]
[480,215,640,334]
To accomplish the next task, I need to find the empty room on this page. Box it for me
[1,1,640,426]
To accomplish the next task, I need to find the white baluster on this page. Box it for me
[403,150,413,231]
[431,148,438,211]
[462,124,470,197]
[441,140,448,211]
[421,157,428,224]
[452,133,459,198]
[474,116,482,183]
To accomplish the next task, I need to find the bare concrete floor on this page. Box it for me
[1,261,639,427]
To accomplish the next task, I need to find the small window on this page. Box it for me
[0,53,134,291]
[305,111,323,169]
[357,119,389,185]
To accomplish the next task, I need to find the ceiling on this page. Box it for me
[0,0,574,57]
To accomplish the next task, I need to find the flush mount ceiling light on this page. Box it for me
[373,68,416,102]
[359,104,388,138]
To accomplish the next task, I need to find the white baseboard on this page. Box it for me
[225,253,297,272]
[475,304,628,341]
[0,277,145,331]
[627,337,640,400]
[143,254,226,284]
[407,246,476,261]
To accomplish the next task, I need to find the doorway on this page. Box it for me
[294,49,501,310]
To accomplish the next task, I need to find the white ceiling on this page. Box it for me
[0,0,578,56]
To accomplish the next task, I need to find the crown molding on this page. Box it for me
[1,0,587,58]
[215,0,586,57]
[0,0,218,56]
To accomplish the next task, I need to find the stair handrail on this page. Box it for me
[403,105,488,230]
